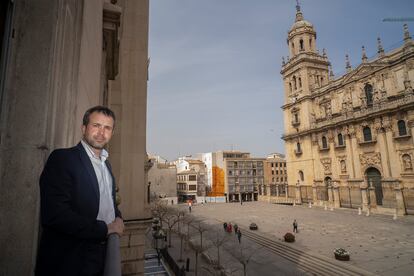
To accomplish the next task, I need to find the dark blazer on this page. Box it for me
[35,143,121,276]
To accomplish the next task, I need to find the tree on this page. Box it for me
[164,209,179,248]
[188,241,210,276]
[150,200,169,228]
[209,229,230,269]
[193,219,209,249]
[226,244,256,276]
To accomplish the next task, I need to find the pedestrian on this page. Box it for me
[188,201,192,213]
[223,222,227,231]
[237,229,242,243]
[234,223,238,235]
[228,223,232,233]
[293,219,298,233]
[36,106,124,276]
[240,198,243,205]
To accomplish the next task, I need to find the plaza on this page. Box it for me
[165,201,414,275]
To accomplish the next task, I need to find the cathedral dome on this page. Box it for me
[290,19,313,31]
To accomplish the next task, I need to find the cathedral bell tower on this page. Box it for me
[281,2,330,132]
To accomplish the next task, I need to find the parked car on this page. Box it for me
[249,223,258,230]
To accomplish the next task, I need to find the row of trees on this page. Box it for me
[150,201,257,276]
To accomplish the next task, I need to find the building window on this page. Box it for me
[398,120,407,136]
[271,170,274,175]
[299,39,304,51]
[338,133,344,146]
[294,113,299,123]
[296,142,301,152]
[229,170,233,176]
[298,77,302,88]
[322,136,328,149]
[299,170,304,182]
[289,82,292,92]
[293,76,297,90]
[189,175,196,181]
[365,84,373,106]
[292,42,295,52]
[189,185,197,191]
[309,38,312,49]
[363,126,372,142]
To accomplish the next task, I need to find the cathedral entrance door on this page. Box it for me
[366,167,383,206]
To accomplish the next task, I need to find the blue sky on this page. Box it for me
[147,0,414,161]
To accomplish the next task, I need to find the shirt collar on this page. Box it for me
[81,140,109,161]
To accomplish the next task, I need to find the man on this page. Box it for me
[36,106,124,276]
[293,219,298,233]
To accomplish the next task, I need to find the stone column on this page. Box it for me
[275,184,279,197]
[312,184,318,203]
[333,185,340,208]
[394,181,407,215]
[361,188,369,211]
[327,186,333,205]
[295,182,302,204]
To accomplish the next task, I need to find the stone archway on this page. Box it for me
[366,167,383,206]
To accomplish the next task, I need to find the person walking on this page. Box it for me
[223,222,227,231]
[36,106,124,276]
[237,229,242,243]
[234,224,238,235]
[293,219,298,233]
[188,201,192,213]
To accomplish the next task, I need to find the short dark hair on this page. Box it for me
[82,106,116,127]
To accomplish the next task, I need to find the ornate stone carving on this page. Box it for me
[337,156,347,173]
[320,158,332,175]
[359,152,381,168]
[400,152,414,172]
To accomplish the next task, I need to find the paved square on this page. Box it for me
[186,201,414,275]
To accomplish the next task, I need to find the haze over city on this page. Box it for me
[147,0,414,160]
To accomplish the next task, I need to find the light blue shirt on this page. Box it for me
[81,140,115,225]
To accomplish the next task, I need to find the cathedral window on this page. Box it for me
[363,126,372,141]
[337,133,344,146]
[296,142,301,153]
[289,82,292,92]
[299,39,304,51]
[398,120,407,136]
[294,113,299,123]
[293,76,297,90]
[309,38,312,49]
[364,84,373,106]
[299,170,304,182]
[321,136,328,149]
[291,42,295,53]
[299,77,302,88]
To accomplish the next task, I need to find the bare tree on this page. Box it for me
[150,200,169,228]
[226,244,256,276]
[192,219,210,249]
[209,229,230,269]
[189,241,210,276]
[164,209,180,248]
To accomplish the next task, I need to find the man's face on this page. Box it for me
[82,112,114,151]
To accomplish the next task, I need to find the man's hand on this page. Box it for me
[107,217,124,236]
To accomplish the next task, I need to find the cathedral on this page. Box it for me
[281,4,414,215]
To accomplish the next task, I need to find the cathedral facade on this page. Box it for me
[281,5,414,215]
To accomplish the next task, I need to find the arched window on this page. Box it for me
[398,120,407,136]
[365,84,373,106]
[338,133,344,146]
[322,136,328,148]
[293,76,297,90]
[292,42,295,53]
[299,39,304,50]
[296,142,301,152]
[289,82,292,92]
[363,126,372,141]
[294,113,299,123]
[299,170,304,182]
[298,77,302,88]
[309,38,312,49]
